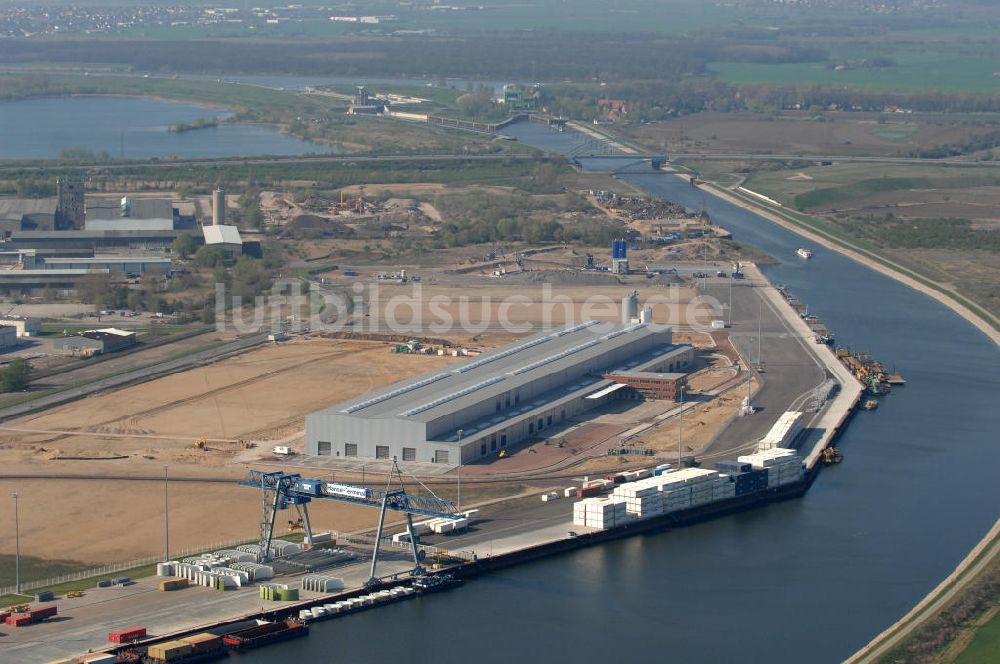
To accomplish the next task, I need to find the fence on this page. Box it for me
[0,536,255,597]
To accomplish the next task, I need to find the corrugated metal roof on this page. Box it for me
[203,225,242,245]
[320,322,672,423]
[87,198,174,221]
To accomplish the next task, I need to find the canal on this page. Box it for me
[247,121,1000,663]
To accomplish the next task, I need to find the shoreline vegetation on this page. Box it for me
[167,117,220,133]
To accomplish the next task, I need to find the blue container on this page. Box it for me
[652,463,673,476]
[716,460,751,474]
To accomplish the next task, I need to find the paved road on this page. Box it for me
[698,274,827,461]
[672,152,1000,167]
[0,333,268,422]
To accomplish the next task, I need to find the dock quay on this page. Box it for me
[4,265,868,664]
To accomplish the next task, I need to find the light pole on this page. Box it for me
[12,492,20,595]
[163,466,169,562]
[677,386,685,468]
[727,273,733,328]
[456,429,464,511]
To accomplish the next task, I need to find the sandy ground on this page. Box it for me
[0,338,458,467]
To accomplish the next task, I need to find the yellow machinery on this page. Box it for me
[821,447,844,465]
[288,517,304,533]
[66,590,84,598]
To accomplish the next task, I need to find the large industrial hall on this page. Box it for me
[305,319,694,464]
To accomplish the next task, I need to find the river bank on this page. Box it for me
[691,176,1000,347]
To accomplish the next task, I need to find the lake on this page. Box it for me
[0,95,329,160]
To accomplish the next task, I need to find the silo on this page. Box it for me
[212,188,226,226]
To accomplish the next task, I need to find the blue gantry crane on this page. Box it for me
[240,458,460,584]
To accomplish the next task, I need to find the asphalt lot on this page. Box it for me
[697,275,826,461]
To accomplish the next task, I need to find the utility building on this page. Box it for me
[306,321,694,464]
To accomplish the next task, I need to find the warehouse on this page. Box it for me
[0,325,18,350]
[306,321,694,464]
[85,197,178,232]
[0,316,41,338]
[19,251,171,276]
[54,328,137,355]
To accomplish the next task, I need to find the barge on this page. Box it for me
[222,619,307,650]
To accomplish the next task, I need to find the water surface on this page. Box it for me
[0,95,328,159]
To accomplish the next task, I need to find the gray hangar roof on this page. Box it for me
[315,321,671,424]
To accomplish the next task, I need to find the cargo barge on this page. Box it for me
[222,619,307,650]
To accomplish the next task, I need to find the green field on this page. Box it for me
[711,46,1000,95]
[744,164,1000,210]
[0,554,87,589]
[954,610,1000,663]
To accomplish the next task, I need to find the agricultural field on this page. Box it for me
[738,162,1000,317]
[710,42,1000,95]
[623,111,1000,159]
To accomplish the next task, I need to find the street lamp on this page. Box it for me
[163,466,169,562]
[12,492,20,595]
[456,429,464,511]
[677,386,685,468]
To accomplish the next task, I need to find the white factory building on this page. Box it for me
[305,320,694,465]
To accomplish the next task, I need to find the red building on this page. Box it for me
[601,371,687,401]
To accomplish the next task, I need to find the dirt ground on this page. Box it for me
[0,338,458,469]
[0,475,527,565]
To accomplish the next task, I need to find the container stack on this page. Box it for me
[230,561,274,581]
[612,481,663,518]
[5,605,56,626]
[661,486,692,512]
[301,574,346,592]
[236,544,264,561]
[711,474,736,501]
[268,540,303,558]
[213,549,257,563]
[715,460,752,475]
[738,448,804,487]
[757,411,804,450]
[572,497,628,529]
